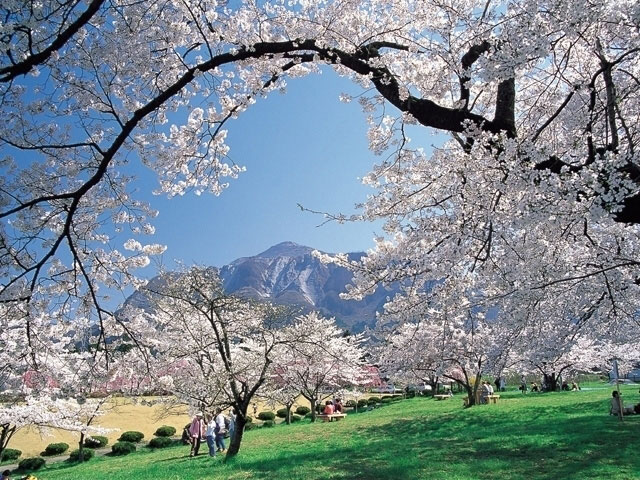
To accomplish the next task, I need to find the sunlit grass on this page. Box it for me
[26,384,640,479]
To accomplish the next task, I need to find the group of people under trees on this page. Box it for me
[185,408,236,457]
[610,390,640,417]
[323,398,344,414]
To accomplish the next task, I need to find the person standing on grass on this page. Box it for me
[189,412,206,457]
[520,375,527,394]
[205,413,217,457]
[214,408,227,453]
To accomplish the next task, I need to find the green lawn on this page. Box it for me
[18,384,640,480]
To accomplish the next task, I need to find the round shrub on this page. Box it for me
[305,412,313,419]
[244,422,258,431]
[118,431,144,443]
[257,411,275,421]
[154,425,176,437]
[345,400,356,408]
[149,437,173,449]
[84,435,108,448]
[357,399,368,408]
[111,441,136,456]
[290,414,302,423]
[44,442,69,456]
[18,457,46,471]
[367,397,380,405]
[380,397,393,404]
[68,448,95,462]
[1,448,22,461]
[262,420,275,428]
[276,408,289,418]
[295,406,311,416]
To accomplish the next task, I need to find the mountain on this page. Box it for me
[125,241,398,331]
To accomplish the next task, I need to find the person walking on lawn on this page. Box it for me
[189,412,206,457]
[214,408,227,453]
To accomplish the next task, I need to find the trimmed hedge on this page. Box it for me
[154,425,176,437]
[111,441,136,456]
[357,399,368,408]
[244,422,258,431]
[367,397,381,405]
[149,437,174,449]
[245,416,253,423]
[68,448,95,462]
[345,400,357,408]
[262,420,275,428]
[18,457,46,471]
[257,411,276,421]
[295,406,311,416]
[118,431,144,443]
[43,442,69,456]
[276,408,289,418]
[290,414,302,423]
[1,448,22,461]
[84,435,108,448]
[380,397,393,404]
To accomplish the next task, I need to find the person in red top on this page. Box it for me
[323,401,335,415]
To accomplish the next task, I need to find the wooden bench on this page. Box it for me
[317,413,347,422]
[487,395,500,404]
[434,394,451,400]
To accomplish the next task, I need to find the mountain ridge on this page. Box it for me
[125,241,394,331]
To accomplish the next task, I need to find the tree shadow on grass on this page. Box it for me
[233,399,640,480]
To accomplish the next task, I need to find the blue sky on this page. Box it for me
[133,69,427,268]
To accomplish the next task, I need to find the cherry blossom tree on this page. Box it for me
[128,266,299,458]
[1,0,638,350]
[275,312,365,421]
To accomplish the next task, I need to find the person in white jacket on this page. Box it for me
[214,408,227,452]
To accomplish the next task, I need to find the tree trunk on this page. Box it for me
[225,415,246,458]
[78,431,86,462]
[0,423,17,460]
[310,398,317,423]
[543,373,558,392]
[286,404,292,425]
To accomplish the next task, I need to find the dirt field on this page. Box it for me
[9,397,191,458]
[8,395,318,458]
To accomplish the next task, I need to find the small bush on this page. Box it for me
[295,406,311,416]
[149,437,174,449]
[290,414,302,423]
[305,412,313,419]
[245,415,253,423]
[111,441,136,456]
[118,431,144,443]
[18,457,46,471]
[154,425,176,437]
[380,397,393,404]
[68,448,95,462]
[345,400,356,408]
[276,408,289,418]
[43,442,69,456]
[244,422,258,431]
[258,411,275,421]
[84,435,108,448]
[1,448,22,461]
[367,397,380,405]
[357,399,368,408]
[262,420,275,428]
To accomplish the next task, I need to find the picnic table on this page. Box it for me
[317,413,347,422]
[434,394,451,400]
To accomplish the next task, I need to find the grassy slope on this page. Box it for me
[29,385,640,480]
